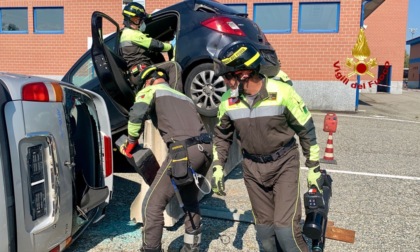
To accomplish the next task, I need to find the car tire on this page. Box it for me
[185,63,227,117]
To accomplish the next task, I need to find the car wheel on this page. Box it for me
[185,63,226,117]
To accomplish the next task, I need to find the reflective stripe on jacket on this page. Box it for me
[128,83,206,143]
[213,77,319,168]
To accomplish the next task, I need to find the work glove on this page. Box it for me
[307,166,324,193]
[119,139,137,158]
[168,45,175,61]
[211,165,225,196]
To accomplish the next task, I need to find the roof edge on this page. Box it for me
[406,37,420,46]
[364,0,385,20]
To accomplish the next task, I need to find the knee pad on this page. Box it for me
[275,227,308,252]
[256,224,280,252]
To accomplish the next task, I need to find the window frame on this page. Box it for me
[33,7,64,34]
[0,7,28,34]
[298,2,340,33]
[253,3,292,34]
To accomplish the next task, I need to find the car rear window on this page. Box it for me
[195,0,246,16]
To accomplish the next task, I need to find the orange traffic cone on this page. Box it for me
[320,132,337,164]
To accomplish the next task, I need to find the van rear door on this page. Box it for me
[1,74,113,251]
[0,81,17,252]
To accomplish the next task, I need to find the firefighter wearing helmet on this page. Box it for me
[212,41,322,252]
[120,2,183,92]
[119,66,212,252]
[122,2,147,26]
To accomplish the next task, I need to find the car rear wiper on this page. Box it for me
[234,13,248,18]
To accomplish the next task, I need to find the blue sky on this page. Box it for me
[406,0,419,52]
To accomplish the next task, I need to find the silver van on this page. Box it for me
[0,72,113,252]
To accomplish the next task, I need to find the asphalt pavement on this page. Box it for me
[67,89,420,252]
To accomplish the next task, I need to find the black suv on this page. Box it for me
[63,0,279,134]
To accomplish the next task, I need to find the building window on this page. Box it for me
[299,2,340,33]
[253,3,292,34]
[225,4,247,14]
[34,7,64,34]
[0,8,28,33]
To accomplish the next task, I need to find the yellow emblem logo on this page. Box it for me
[346,28,377,77]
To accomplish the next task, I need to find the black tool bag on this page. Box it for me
[168,141,194,186]
[114,135,159,185]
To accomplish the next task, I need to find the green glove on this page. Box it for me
[211,165,225,196]
[307,166,324,193]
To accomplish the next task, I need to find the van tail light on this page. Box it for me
[49,237,72,252]
[201,17,245,36]
[22,82,63,102]
[103,135,113,177]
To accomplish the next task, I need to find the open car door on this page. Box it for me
[91,11,134,117]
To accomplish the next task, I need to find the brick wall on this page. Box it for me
[364,0,408,82]
[0,0,408,83]
[408,43,420,82]
[150,0,406,82]
[0,0,122,76]
[410,43,420,59]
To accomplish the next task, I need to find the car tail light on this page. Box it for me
[103,135,112,177]
[201,16,245,36]
[22,82,63,102]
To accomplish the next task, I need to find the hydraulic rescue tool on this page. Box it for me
[303,169,333,252]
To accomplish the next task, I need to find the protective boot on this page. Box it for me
[139,244,163,252]
[255,224,282,252]
[179,229,201,252]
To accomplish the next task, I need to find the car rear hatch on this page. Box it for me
[2,75,112,251]
[190,0,280,76]
[194,0,271,46]
[155,0,277,56]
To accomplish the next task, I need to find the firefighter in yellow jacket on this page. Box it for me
[120,66,212,252]
[120,2,182,92]
[211,41,323,252]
